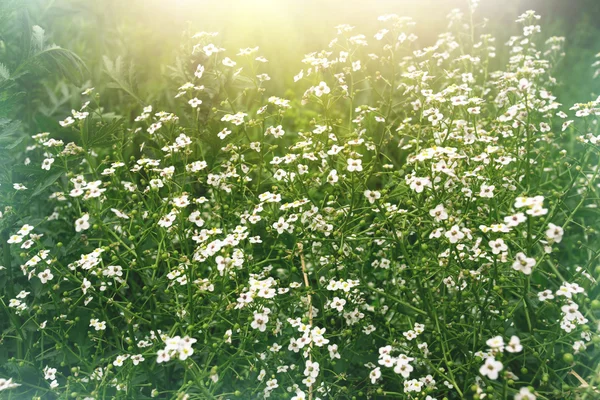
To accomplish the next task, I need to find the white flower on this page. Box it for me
[148,121,162,134]
[512,252,535,275]
[445,225,465,243]
[222,57,236,67]
[7,235,23,244]
[479,357,503,380]
[504,212,526,227]
[131,354,145,365]
[266,125,285,138]
[113,355,128,367]
[393,359,414,378]
[328,343,341,359]
[0,377,21,390]
[89,318,107,331]
[489,238,508,255]
[429,204,448,222]
[111,208,129,219]
[330,296,346,312]
[545,223,564,243]
[156,349,170,363]
[506,336,523,353]
[188,98,202,108]
[44,366,57,380]
[409,177,431,193]
[304,360,320,378]
[194,64,205,79]
[314,81,330,97]
[17,224,34,236]
[514,387,536,400]
[178,346,194,360]
[537,289,554,301]
[38,269,54,284]
[364,190,381,204]
[251,312,269,332]
[188,211,205,227]
[59,116,75,127]
[486,336,504,352]
[369,367,381,384]
[479,184,495,198]
[203,43,224,56]
[346,158,363,172]
[41,158,55,171]
[173,194,190,208]
[272,217,290,234]
[327,169,339,184]
[265,378,278,390]
[217,128,231,139]
[75,213,90,232]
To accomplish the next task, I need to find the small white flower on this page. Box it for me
[303,360,320,378]
[486,336,504,352]
[346,158,363,172]
[512,252,535,275]
[393,359,414,378]
[506,336,523,353]
[330,296,346,312]
[38,269,54,284]
[188,211,205,227]
[75,213,90,232]
[314,81,330,97]
[272,217,290,234]
[479,184,495,198]
[545,223,564,243]
[445,225,465,244]
[369,367,381,384]
[44,366,57,380]
[327,169,339,184]
[489,238,508,255]
[59,116,75,127]
[514,387,536,400]
[222,57,236,67]
[409,177,431,193]
[7,235,23,244]
[41,158,55,171]
[188,98,202,108]
[156,349,170,363]
[479,357,503,380]
[194,64,205,79]
[537,289,554,301]
[429,204,448,222]
[364,190,381,204]
[251,312,269,332]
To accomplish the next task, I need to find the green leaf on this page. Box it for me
[31,170,63,198]
[0,63,9,82]
[103,55,144,104]
[87,118,123,147]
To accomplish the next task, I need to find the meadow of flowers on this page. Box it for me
[1,1,600,399]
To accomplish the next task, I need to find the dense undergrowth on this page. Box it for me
[1,1,600,399]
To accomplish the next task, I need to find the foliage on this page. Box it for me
[1,2,600,400]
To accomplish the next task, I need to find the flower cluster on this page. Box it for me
[1,4,599,400]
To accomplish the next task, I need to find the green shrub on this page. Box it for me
[1,3,599,399]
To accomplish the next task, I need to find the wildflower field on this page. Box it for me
[1,0,600,398]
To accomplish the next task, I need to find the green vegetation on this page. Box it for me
[1,1,599,399]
